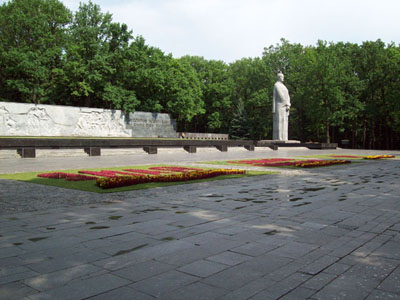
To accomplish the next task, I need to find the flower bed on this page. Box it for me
[226,158,351,168]
[149,166,204,173]
[96,169,246,189]
[78,170,144,178]
[227,158,294,165]
[294,160,351,168]
[123,169,165,175]
[38,172,96,181]
[363,155,395,160]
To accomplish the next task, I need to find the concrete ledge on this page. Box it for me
[143,146,158,154]
[84,147,101,156]
[244,145,255,151]
[17,148,36,158]
[183,146,197,153]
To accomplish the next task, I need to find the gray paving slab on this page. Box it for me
[85,286,155,300]
[177,259,229,278]
[0,148,399,299]
[113,259,175,282]
[27,273,131,300]
[129,270,199,298]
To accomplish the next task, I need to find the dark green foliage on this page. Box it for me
[229,99,251,140]
[1,0,399,149]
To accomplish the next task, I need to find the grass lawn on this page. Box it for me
[0,165,275,193]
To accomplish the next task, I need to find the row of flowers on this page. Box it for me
[363,155,395,160]
[294,160,351,168]
[227,158,351,168]
[96,169,246,189]
[37,172,97,181]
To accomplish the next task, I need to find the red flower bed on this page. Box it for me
[124,169,164,175]
[149,166,204,173]
[37,172,96,181]
[96,169,246,189]
[295,160,351,168]
[227,158,293,165]
[78,170,147,178]
[226,158,351,168]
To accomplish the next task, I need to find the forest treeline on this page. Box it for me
[1,0,400,149]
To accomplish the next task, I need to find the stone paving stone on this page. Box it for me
[345,256,400,280]
[377,266,400,294]
[0,282,38,300]
[0,256,25,268]
[158,282,228,300]
[300,255,340,275]
[85,286,154,300]
[364,289,400,300]
[27,273,131,300]
[181,231,235,246]
[93,251,150,271]
[130,270,199,298]
[241,253,293,276]
[0,269,39,285]
[371,241,400,260]
[24,264,103,291]
[250,272,312,300]
[279,286,316,300]
[230,241,279,257]
[217,277,277,300]
[95,238,158,256]
[155,245,215,267]
[312,274,381,300]
[267,241,319,259]
[323,262,352,276]
[202,264,264,291]
[292,230,334,246]
[263,261,304,282]
[300,272,337,291]
[206,251,252,266]
[177,259,229,278]
[0,245,27,259]
[0,265,32,277]
[113,259,175,282]
[17,244,87,265]
[26,249,108,274]
[352,235,393,258]
[134,240,195,259]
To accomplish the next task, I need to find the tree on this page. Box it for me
[61,0,139,111]
[0,0,71,104]
[180,56,234,132]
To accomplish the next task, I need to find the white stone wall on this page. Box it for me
[0,102,177,138]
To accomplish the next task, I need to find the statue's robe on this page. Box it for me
[273,81,290,141]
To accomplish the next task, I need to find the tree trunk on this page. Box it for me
[363,119,367,149]
[326,119,330,143]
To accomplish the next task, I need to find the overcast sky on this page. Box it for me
[5,0,400,62]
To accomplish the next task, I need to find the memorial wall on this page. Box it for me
[0,102,177,138]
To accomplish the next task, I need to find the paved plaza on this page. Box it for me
[1,148,400,299]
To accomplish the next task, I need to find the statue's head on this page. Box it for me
[277,71,284,82]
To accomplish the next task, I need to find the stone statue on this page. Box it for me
[272,71,290,140]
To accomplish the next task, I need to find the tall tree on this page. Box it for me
[180,56,234,132]
[0,0,71,104]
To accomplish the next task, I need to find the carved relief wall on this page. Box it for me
[0,102,177,138]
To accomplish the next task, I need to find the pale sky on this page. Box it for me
[4,0,400,62]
